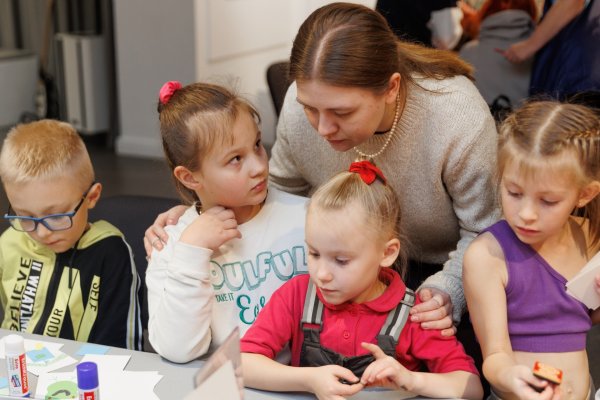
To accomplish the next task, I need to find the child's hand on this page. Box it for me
[410,288,456,336]
[595,273,600,296]
[503,365,561,400]
[307,365,363,400]
[360,342,414,391]
[179,206,241,250]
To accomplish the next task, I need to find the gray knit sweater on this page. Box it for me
[269,75,501,322]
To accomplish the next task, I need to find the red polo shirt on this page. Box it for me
[241,268,477,374]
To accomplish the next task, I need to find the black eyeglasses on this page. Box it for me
[3,182,96,232]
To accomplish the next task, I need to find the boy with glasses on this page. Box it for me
[0,120,142,350]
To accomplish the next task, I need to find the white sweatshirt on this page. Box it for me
[146,188,308,363]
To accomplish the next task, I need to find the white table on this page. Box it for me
[0,329,419,399]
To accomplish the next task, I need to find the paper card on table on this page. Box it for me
[0,337,63,358]
[107,371,162,400]
[0,337,77,375]
[27,346,54,362]
[80,354,131,372]
[193,327,241,389]
[78,354,163,400]
[76,343,109,356]
[35,371,78,399]
[566,251,600,310]
[26,345,78,377]
[83,370,161,400]
[186,327,242,400]
[36,358,162,400]
[184,360,240,400]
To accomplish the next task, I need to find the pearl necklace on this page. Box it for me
[354,92,401,161]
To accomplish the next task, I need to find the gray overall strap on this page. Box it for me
[378,288,415,341]
[301,282,324,326]
[301,283,415,339]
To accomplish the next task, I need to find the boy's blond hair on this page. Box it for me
[0,120,94,190]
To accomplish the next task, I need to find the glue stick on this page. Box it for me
[77,361,100,400]
[4,334,30,397]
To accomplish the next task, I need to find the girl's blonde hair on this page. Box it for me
[157,82,260,204]
[498,101,600,249]
[308,170,407,277]
[0,119,94,191]
[289,2,473,95]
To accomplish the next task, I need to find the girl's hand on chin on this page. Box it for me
[180,206,241,250]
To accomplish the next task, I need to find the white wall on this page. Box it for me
[114,0,374,158]
[113,0,196,157]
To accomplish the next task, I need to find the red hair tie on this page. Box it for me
[349,160,387,185]
[159,81,182,105]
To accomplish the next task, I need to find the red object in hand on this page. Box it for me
[532,361,563,385]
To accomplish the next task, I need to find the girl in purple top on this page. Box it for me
[464,101,600,400]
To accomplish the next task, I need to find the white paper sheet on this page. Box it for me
[35,371,78,399]
[566,251,600,309]
[184,360,240,400]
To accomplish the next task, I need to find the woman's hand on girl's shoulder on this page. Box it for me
[144,205,188,256]
[409,288,456,336]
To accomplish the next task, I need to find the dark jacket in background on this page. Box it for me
[376,0,458,46]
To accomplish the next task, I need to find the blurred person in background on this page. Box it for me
[460,0,537,107]
[502,0,600,105]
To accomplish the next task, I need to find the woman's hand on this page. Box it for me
[143,205,187,256]
[410,288,456,336]
[360,343,414,391]
[307,365,363,400]
[180,206,241,250]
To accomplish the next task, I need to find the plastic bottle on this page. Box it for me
[4,334,29,397]
[77,361,100,400]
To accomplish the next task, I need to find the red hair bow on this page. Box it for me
[159,81,182,105]
[349,160,386,185]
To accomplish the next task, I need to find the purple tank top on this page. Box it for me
[483,220,591,352]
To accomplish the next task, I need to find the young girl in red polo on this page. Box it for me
[241,161,483,400]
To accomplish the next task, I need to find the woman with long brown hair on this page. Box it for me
[268,2,499,333]
[145,1,499,373]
